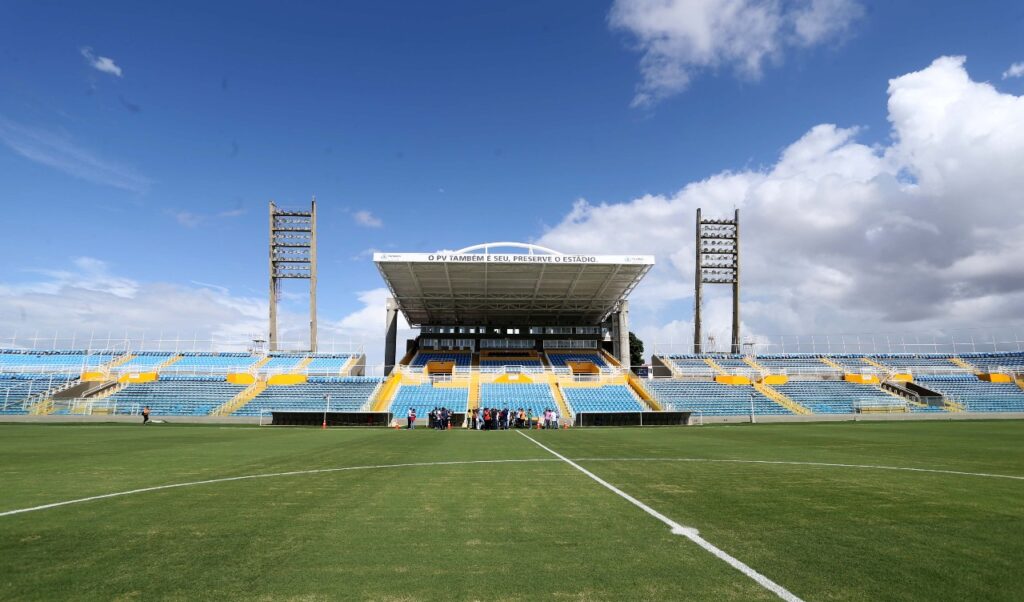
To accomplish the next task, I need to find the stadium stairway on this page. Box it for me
[294,356,314,372]
[704,357,727,375]
[105,353,135,370]
[548,381,572,417]
[860,357,889,371]
[743,356,765,371]
[626,372,662,411]
[468,370,480,410]
[157,354,183,370]
[752,382,811,415]
[212,380,267,416]
[819,356,844,371]
[949,357,977,373]
[372,372,403,411]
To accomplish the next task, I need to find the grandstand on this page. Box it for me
[1,242,1022,424]
[0,347,369,417]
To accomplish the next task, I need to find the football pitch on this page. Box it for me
[1,421,1022,601]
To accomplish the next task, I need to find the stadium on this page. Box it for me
[4,3,1024,600]
[2,222,1024,600]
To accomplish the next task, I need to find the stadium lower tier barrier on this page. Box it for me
[573,411,691,427]
[270,411,391,427]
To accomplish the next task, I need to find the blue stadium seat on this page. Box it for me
[234,377,381,415]
[916,374,1024,412]
[390,383,469,418]
[646,380,789,416]
[562,385,642,413]
[479,383,555,416]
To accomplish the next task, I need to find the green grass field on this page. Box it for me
[1,421,1022,601]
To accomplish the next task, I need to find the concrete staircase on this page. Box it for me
[212,380,267,416]
[752,382,811,415]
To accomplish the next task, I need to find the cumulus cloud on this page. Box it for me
[538,56,1024,352]
[1003,61,1024,80]
[80,47,123,77]
[609,0,863,106]
[0,116,151,193]
[0,259,409,373]
[353,210,383,228]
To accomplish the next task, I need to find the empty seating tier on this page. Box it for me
[562,385,642,413]
[116,352,176,371]
[0,351,117,372]
[161,353,257,373]
[754,356,837,374]
[409,352,472,367]
[390,384,469,419]
[916,375,1024,412]
[305,354,352,375]
[666,356,716,376]
[774,381,900,414]
[479,383,556,416]
[106,377,246,416]
[646,381,788,416]
[234,377,381,416]
[260,355,306,373]
[867,355,967,374]
[546,353,607,368]
[957,353,1024,373]
[0,374,77,414]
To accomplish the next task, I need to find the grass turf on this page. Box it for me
[0,421,1022,600]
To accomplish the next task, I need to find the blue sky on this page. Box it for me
[2,1,1024,364]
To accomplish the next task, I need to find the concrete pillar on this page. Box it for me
[384,297,398,376]
[618,300,631,370]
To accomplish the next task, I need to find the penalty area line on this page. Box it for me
[516,431,804,602]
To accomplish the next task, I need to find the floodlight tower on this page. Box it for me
[269,198,318,352]
[694,208,740,354]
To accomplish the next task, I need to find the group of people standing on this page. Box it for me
[468,407,560,430]
[404,406,562,430]
[404,407,456,429]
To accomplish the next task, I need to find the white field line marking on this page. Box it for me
[0,458,558,518]
[4,454,1021,520]
[516,432,803,602]
[572,458,1024,481]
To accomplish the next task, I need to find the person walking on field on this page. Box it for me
[142,406,151,425]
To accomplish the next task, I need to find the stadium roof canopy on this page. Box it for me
[374,243,654,327]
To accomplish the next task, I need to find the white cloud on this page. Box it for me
[0,259,409,374]
[1003,61,1024,80]
[171,207,247,228]
[609,0,863,106]
[538,55,1024,351]
[80,47,123,77]
[0,116,151,193]
[353,210,383,228]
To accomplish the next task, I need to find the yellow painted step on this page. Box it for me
[549,382,572,418]
[468,370,480,410]
[372,372,403,412]
[819,356,843,370]
[861,357,888,371]
[704,357,726,375]
[626,372,661,411]
[157,355,183,369]
[743,356,764,371]
[212,380,267,416]
[753,382,811,415]
[949,356,976,372]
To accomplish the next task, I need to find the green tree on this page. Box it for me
[629,331,644,372]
